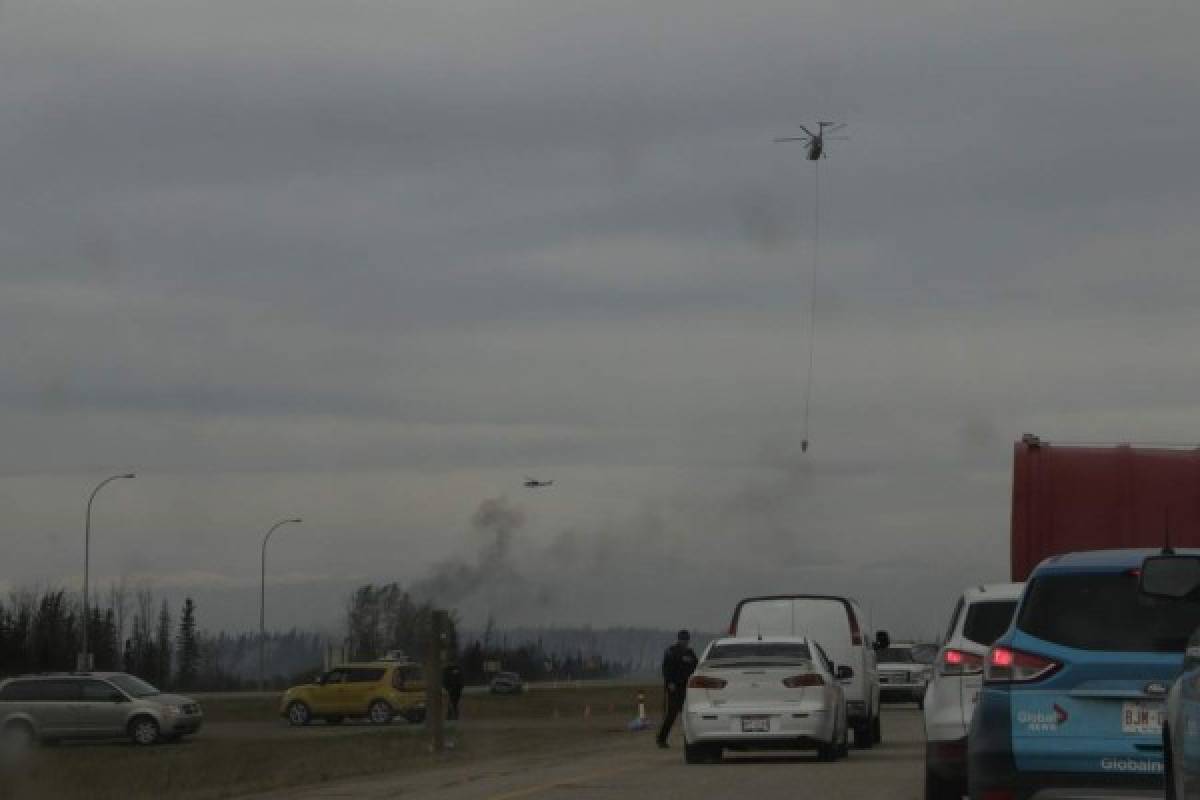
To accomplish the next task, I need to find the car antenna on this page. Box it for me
[1162,508,1175,555]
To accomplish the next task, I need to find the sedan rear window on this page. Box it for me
[878,648,914,663]
[962,600,1018,646]
[1018,573,1198,652]
[706,642,812,663]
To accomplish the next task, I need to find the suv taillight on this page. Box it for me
[984,646,1060,684]
[940,648,984,676]
[688,675,727,690]
[782,674,825,688]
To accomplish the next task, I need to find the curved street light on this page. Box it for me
[260,517,303,690]
[81,473,135,671]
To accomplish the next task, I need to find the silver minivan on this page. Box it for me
[0,672,203,747]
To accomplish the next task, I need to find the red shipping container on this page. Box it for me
[1010,434,1200,580]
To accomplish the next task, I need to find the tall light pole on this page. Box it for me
[81,472,135,671]
[260,517,302,691]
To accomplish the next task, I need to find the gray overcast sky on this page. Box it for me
[2,0,1199,637]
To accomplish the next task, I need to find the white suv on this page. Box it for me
[922,582,1022,800]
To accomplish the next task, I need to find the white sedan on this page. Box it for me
[682,636,852,764]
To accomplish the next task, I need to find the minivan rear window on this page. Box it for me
[962,600,1018,646]
[1018,572,1198,652]
[0,680,78,701]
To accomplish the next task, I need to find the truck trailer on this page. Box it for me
[1010,433,1200,580]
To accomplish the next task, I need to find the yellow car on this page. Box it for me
[280,661,427,726]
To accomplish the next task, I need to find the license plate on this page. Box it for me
[1121,702,1166,735]
[741,716,770,733]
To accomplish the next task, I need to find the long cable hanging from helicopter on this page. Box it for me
[772,121,848,453]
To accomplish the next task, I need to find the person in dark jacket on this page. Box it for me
[442,663,465,720]
[656,629,698,748]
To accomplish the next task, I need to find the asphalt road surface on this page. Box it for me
[245,707,928,800]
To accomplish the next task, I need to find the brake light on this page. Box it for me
[687,675,727,690]
[940,648,984,676]
[985,646,1060,684]
[782,674,825,688]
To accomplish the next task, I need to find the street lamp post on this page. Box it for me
[260,518,302,691]
[81,473,135,671]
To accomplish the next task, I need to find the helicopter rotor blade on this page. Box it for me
[773,137,810,142]
[798,125,816,137]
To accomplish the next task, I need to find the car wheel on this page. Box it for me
[402,708,427,725]
[368,700,394,725]
[286,701,312,726]
[129,716,161,746]
[817,740,838,762]
[325,715,344,725]
[1165,723,1178,800]
[838,721,851,758]
[853,721,873,749]
[872,713,882,744]
[924,763,961,800]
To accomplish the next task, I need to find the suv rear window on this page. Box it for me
[962,600,1018,646]
[878,648,914,663]
[1018,572,1197,652]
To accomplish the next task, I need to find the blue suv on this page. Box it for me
[969,549,1198,799]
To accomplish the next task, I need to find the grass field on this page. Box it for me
[0,685,660,800]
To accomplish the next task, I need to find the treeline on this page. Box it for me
[343,585,652,683]
[2,579,701,691]
[478,626,717,676]
[344,582,459,662]
[0,587,325,690]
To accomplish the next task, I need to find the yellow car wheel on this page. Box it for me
[368,700,393,725]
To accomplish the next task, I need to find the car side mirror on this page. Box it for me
[835,665,854,682]
[874,631,891,650]
[1140,555,1200,600]
[109,692,128,703]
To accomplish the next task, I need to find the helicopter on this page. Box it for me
[773,121,847,161]
[524,477,554,488]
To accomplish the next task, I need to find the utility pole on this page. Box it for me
[426,609,449,753]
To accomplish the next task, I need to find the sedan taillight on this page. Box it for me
[782,674,825,688]
[688,675,727,690]
[940,648,984,676]
[984,646,1060,684]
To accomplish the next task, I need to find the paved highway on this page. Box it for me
[245,707,928,800]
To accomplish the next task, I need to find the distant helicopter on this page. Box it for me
[773,121,847,161]
[524,477,554,488]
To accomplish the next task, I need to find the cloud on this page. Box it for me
[2,0,1199,634]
